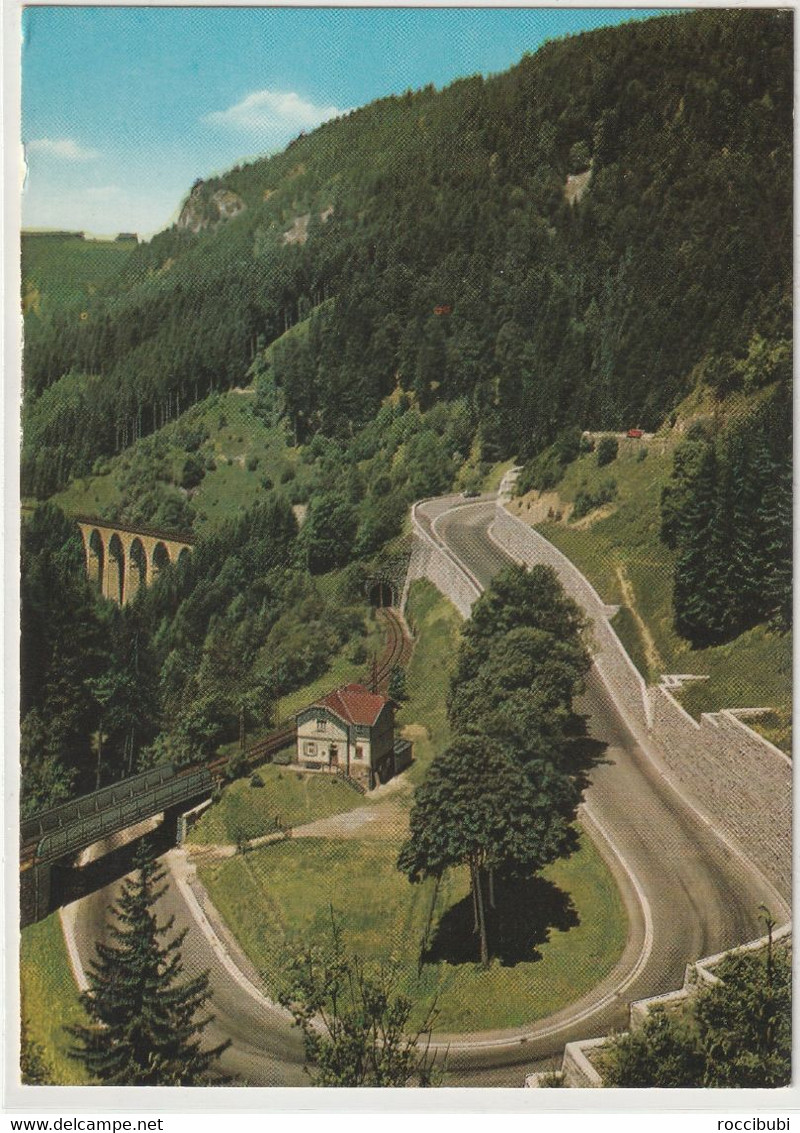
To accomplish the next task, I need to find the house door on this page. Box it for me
[329,744,339,767]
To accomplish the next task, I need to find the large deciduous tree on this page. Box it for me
[399,562,594,967]
[398,734,577,967]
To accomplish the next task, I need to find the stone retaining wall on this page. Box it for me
[491,504,791,901]
[651,686,792,898]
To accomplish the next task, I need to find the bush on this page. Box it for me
[250,772,264,788]
[261,475,274,490]
[568,140,592,173]
[598,944,790,1088]
[181,454,206,490]
[637,446,648,462]
[596,437,619,467]
[349,641,368,665]
[280,466,296,483]
[388,666,408,702]
[246,454,259,472]
[572,479,617,520]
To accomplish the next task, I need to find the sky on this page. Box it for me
[21,5,670,238]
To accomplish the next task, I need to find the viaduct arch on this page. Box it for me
[75,516,193,606]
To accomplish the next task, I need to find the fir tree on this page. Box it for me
[67,847,231,1085]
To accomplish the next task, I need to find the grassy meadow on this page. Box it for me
[19,913,89,1085]
[22,232,137,319]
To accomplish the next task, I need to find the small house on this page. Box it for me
[296,683,412,789]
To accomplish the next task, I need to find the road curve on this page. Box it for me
[67,836,307,1086]
[68,496,785,1088]
[428,497,785,1081]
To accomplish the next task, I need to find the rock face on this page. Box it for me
[177,182,246,233]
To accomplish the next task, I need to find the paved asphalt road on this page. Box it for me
[430,498,786,1081]
[70,496,785,1089]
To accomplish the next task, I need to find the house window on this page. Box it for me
[316,718,327,733]
[304,741,317,756]
[356,745,364,760]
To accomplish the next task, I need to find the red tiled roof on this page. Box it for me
[317,683,390,727]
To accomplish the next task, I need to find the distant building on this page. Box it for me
[116,232,138,243]
[295,683,412,789]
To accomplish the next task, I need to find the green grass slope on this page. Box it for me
[20,913,90,1085]
[22,232,137,319]
[508,400,791,752]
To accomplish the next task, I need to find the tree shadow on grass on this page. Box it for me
[422,874,579,968]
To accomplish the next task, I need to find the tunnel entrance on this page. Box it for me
[367,580,395,608]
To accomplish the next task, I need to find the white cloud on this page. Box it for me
[204,89,344,135]
[26,137,99,161]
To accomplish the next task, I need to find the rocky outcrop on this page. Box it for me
[177,182,246,233]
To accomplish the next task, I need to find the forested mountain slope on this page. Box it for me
[23,8,792,498]
[19,8,793,811]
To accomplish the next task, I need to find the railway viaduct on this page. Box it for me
[75,515,194,605]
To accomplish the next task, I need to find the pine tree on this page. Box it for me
[67,847,230,1085]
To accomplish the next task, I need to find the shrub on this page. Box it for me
[637,447,648,462]
[568,140,592,173]
[261,475,274,490]
[572,479,617,520]
[250,772,264,788]
[596,437,619,467]
[388,666,408,702]
[181,454,205,490]
[246,454,259,472]
[280,466,296,484]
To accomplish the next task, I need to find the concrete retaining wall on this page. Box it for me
[490,504,792,902]
[402,501,480,620]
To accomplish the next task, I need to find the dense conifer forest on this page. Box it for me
[20,8,793,813]
[23,10,791,488]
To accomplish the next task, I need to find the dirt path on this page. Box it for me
[291,796,409,841]
[186,773,412,861]
[615,563,662,677]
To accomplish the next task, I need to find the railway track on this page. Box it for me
[20,606,413,867]
[372,606,410,690]
[223,607,410,771]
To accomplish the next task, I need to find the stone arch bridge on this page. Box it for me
[75,515,194,605]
